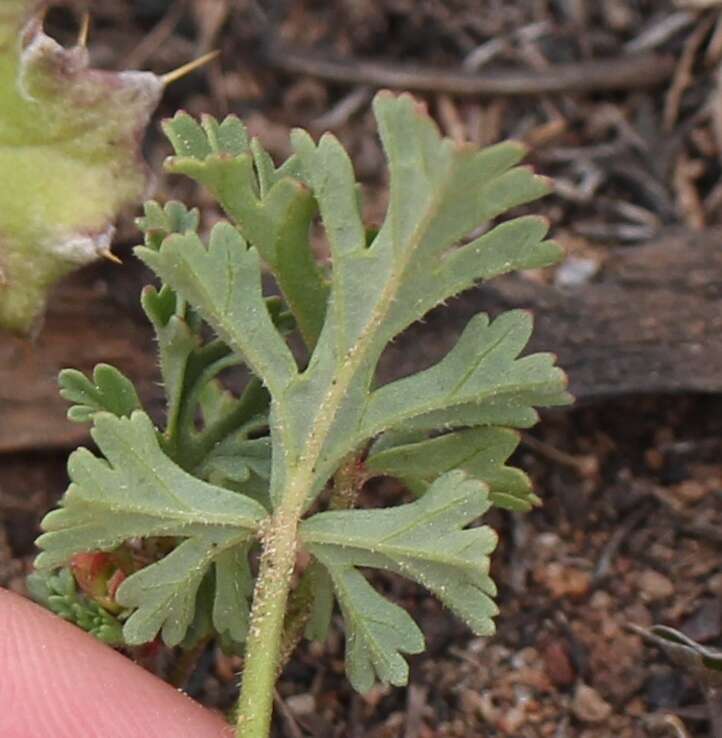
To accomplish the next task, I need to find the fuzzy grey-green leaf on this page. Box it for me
[35,91,571,700]
[36,411,266,567]
[267,94,569,508]
[36,411,266,645]
[59,364,141,424]
[213,544,254,643]
[301,471,499,688]
[138,223,298,396]
[162,120,329,346]
[367,427,535,510]
[119,537,222,646]
[327,566,424,693]
[362,311,570,437]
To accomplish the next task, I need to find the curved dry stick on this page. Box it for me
[265,45,676,97]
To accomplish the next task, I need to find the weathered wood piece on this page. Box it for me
[0,261,158,454]
[387,228,722,400]
[1,228,720,453]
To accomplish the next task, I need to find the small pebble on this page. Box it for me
[538,562,592,599]
[499,705,526,734]
[709,572,722,596]
[589,590,613,609]
[673,479,707,503]
[542,640,576,687]
[555,256,600,288]
[572,683,612,724]
[286,693,315,715]
[638,570,675,601]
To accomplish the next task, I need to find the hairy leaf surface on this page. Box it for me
[59,364,141,424]
[36,411,265,645]
[367,427,535,510]
[300,470,497,690]
[140,222,298,397]
[272,95,570,503]
[145,93,568,505]
[361,310,565,436]
[161,112,328,345]
[0,0,163,333]
[134,93,570,685]
[38,91,571,690]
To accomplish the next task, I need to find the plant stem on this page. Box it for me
[235,499,303,738]
[273,456,366,679]
[190,377,269,466]
[235,262,386,735]
[277,568,315,671]
[329,453,366,511]
[235,450,367,737]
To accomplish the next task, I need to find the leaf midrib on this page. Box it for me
[69,496,259,530]
[334,573,409,674]
[159,241,292,398]
[360,373,562,439]
[305,493,491,570]
[74,432,263,531]
[276,145,459,508]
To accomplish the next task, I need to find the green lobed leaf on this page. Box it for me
[35,411,266,645]
[194,377,270,450]
[161,113,328,346]
[291,129,366,258]
[197,378,239,427]
[135,93,569,686]
[200,437,271,485]
[137,200,210,447]
[366,427,536,511]
[264,94,570,505]
[141,283,200,440]
[300,470,498,690]
[146,95,569,507]
[117,537,254,647]
[35,411,266,561]
[136,205,284,470]
[59,364,142,424]
[212,544,255,643]
[361,310,570,437]
[325,566,424,693]
[138,222,298,398]
[304,562,335,643]
[136,200,200,252]
[198,432,272,509]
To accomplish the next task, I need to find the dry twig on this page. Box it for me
[123,0,188,70]
[273,690,305,738]
[664,13,716,131]
[265,46,676,97]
